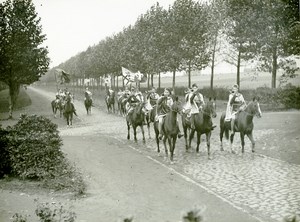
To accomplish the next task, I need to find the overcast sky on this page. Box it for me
[27,0,175,68]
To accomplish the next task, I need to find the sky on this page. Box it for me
[28,0,175,68]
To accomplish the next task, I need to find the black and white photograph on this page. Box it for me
[0,0,299,221]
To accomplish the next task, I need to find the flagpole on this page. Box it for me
[54,71,58,91]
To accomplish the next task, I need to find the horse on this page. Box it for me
[118,95,127,116]
[145,105,157,139]
[63,98,77,126]
[84,98,92,115]
[105,91,115,113]
[153,97,182,162]
[182,98,217,159]
[126,102,146,143]
[220,96,262,153]
[51,99,63,118]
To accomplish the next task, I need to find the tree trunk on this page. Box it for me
[147,73,150,89]
[8,82,20,119]
[172,69,176,93]
[151,73,154,87]
[272,46,278,88]
[237,47,241,87]
[210,36,217,91]
[188,61,191,88]
[158,72,161,90]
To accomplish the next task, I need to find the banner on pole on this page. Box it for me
[55,68,71,84]
[121,67,147,85]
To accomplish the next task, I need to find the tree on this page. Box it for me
[0,0,49,118]
[256,0,300,88]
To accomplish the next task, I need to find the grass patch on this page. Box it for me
[0,87,32,113]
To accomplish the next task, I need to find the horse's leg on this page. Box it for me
[246,132,255,153]
[230,133,235,154]
[167,137,173,162]
[70,113,73,126]
[206,132,211,159]
[240,132,245,153]
[170,136,177,163]
[140,125,145,144]
[196,131,201,153]
[183,124,189,152]
[133,126,138,142]
[220,122,224,151]
[154,122,160,153]
[146,114,151,139]
[188,129,195,151]
[162,136,168,159]
[127,121,130,140]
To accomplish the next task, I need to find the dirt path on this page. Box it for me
[0,87,299,222]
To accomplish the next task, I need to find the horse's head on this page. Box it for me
[170,96,183,114]
[249,96,262,118]
[203,97,217,118]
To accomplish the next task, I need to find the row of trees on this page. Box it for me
[53,0,299,91]
[0,0,299,117]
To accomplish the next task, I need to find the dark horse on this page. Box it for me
[118,95,127,116]
[182,98,217,159]
[63,98,77,126]
[145,105,157,139]
[105,91,115,113]
[51,99,63,118]
[220,97,262,153]
[154,97,182,162]
[126,102,146,143]
[84,98,92,115]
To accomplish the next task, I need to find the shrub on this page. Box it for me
[0,124,11,178]
[6,114,63,179]
[277,84,300,109]
[35,201,76,222]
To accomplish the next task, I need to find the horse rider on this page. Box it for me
[65,93,78,116]
[188,83,205,130]
[134,87,144,102]
[106,86,114,97]
[145,87,159,111]
[126,87,141,116]
[84,87,93,104]
[225,84,246,136]
[156,87,183,140]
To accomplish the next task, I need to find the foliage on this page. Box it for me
[6,114,63,179]
[276,84,300,109]
[0,124,11,178]
[12,213,29,222]
[3,114,86,194]
[35,201,76,222]
[0,0,49,118]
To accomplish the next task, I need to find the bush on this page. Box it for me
[6,114,63,179]
[277,84,300,109]
[0,124,11,178]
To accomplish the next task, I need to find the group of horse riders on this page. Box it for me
[55,83,246,138]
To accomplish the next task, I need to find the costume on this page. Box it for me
[225,92,246,121]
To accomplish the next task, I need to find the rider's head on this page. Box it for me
[231,84,239,93]
[163,88,171,96]
[192,83,198,92]
[150,87,156,93]
[86,87,89,91]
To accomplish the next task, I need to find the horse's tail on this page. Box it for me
[220,112,229,140]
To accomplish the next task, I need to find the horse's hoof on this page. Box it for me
[252,150,255,153]
[231,150,236,154]
[208,156,212,160]
[220,147,224,151]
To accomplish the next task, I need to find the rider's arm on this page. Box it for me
[157,96,166,105]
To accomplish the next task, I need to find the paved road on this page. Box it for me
[1,87,299,222]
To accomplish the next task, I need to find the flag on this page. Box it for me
[55,68,70,84]
[122,67,135,85]
[121,67,147,84]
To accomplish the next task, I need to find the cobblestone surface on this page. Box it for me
[34,87,300,222]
